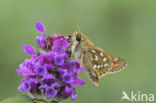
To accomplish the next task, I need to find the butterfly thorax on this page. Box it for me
[72,40,87,61]
[72,32,94,61]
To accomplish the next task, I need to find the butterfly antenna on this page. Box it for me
[76,24,80,32]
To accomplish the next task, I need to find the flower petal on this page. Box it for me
[45,87,57,97]
[70,77,85,86]
[45,64,54,70]
[54,55,64,66]
[23,45,36,56]
[52,39,69,54]
[34,66,47,76]
[40,74,56,88]
[16,68,35,76]
[18,82,29,92]
[35,35,45,49]
[36,21,45,33]
[18,78,38,92]
[62,73,73,83]
[60,85,73,98]
[52,82,60,89]
[71,88,78,101]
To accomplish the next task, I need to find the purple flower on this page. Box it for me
[17,22,85,102]
[52,82,61,89]
[16,59,35,76]
[60,85,78,101]
[35,35,45,49]
[36,21,45,34]
[58,67,85,85]
[36,53,54,65]
[34,65,47,76]
[23,45,36,56]
[54,55,65,66]
[44,64,54,71]
[70,77,85,86]
[63,61,80,73]
[52,39,69,66]
[60,85,73,98]
[16,68,35,76]
[71,88,78,101]
[62,73,73,83]
[18,82,29,92]
[52,39,69,53]
[18,77,38,92]
[35,22,46,49]
[58,68,73,83]
[39,74,56,89]
[45,87,57,97]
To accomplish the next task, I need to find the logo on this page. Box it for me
[121,91,155,102]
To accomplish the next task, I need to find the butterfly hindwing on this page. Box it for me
[83,51,99,86]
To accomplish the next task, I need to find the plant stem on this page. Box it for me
[51,100,59,103]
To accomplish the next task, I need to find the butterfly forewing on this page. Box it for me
[88,47,113,78]
[108,55,127,74]
[88,47,126,78]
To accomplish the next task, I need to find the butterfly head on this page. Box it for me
[72,32,88,44]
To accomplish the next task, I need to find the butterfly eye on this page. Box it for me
[76,34,81,42]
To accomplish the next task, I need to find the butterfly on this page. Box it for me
[71,31,127,86]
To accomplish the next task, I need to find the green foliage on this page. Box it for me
[0,96,49,103]
[1,96,32,103]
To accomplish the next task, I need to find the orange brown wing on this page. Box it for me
[107,54,127,74]
[88,46,126,78]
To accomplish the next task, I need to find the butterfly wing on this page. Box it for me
[87,47,113,78]
[88,46,126,78]
[83,52,100,86]
[108,54,127,74]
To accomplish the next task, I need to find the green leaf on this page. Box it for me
[0,95,46,103]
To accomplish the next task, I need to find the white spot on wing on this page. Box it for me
[94,55,98,61]
[91,50,96,53]
[103,58,107,62]
[97,65,101,69]
[93,65,97,69]
[114,58,118,62]
[104,63,108,67]
[100,52,104,57]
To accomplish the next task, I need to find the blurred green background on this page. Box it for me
[0,0,156,103]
